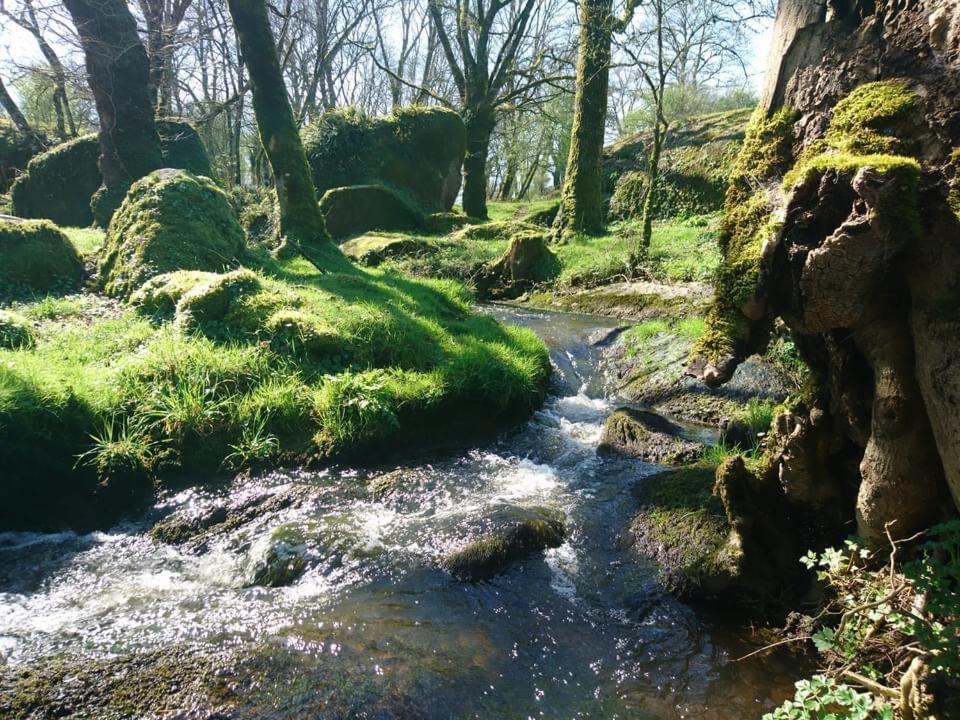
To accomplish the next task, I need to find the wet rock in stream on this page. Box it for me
[443,505,566,582]
[598,407,703,465]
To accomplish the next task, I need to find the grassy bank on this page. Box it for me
[0,228,550,530]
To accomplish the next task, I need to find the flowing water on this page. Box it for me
[0,306,802,718]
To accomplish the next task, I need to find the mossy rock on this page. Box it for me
[246,524,310,587]
[99,169,245,299]
[0,118,45,193]
[174,268,262,331]
[10,120,214,227]
[628,462,737,596]
[340,233,434,266]
[0,309,34,349]
[302,105,466,213]
[598,407,703,465]
[320,184,424,239]
[520,200,561,227]
[424,211,475,234]
[0,216,84,299]
[443,506,566,581]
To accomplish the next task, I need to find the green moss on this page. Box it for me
[826,80,918,155]
[782,151,921,190]
[320,185,425,239]
[302,105,466,213]
[340,233,433,266]
[631,461,735,594]
[0,218,85,299]
[99,169,245,299]
[10,122,214,227]
[174,269,262,332]
[692,108,794,363]
[0,309,34,349]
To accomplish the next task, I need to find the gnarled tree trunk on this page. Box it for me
[689,0,960,582]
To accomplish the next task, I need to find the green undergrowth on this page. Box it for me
[0,252,550,529]
[622,316,705,358]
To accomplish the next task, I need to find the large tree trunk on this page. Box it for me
[226,0,340,267]
[461,105,495,219]
[553,0,613,239]
[63,0,163,226]
[688,0,960,579]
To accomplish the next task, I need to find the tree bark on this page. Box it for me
[225,0,338,265]
[553,0,613,239]
[0,73,32,135]
[638,119,666,250]
[462,105,495,219]
[63,0,163,226]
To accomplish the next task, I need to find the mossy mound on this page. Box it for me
[0,119,45,193]
[10,121,214,227]
[0,253,550,529]
[99,170,245,299]
[320,185,424,239]
[302,106,466,213]
[443,506,566,581]
[0,309,34,349]
[340,234,434,267]
[603,108,750,221]
[423,211,474,234]
[452,221,542,243]
[520,200,561,227]
[628,462,737,596]
[0,217,84,298]
[598,407,702,465]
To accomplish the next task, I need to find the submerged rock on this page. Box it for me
[246,523,310,587]
[98,169,245,299]
[0,216,84,299]
[443,505,566,582]
[598,407,703,465]
[320,185,424,239]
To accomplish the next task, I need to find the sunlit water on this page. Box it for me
[0,306,801,718]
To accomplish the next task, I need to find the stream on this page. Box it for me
[0,306,802,719]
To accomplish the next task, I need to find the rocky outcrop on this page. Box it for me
[690,0,960,571]
[0,216,84,299]
[320,185,424,239]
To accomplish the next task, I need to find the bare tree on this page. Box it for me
[137,0,194,114]
[426,0,569,219]
[1,0,78,138]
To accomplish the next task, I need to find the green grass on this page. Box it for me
[61,226,106,259]
[484,198,558,223]
[0,251,551,528]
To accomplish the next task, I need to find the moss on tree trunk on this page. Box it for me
[62,0,162,226]
[554,0,613,240]
[226,0,336,263]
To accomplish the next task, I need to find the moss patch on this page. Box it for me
[629,462,736,596]
[340,233,434,266]
[98,169,245,299]
[0,218,85,299]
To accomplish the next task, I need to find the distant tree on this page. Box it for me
[62,0,163,224]
[554,0,637,239]
[426,0,567,219]
[0,71,32,134]
[136,0,195,114]
[1,0,78,139]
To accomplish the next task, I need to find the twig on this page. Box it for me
[841,670,900,700]
[733,636,810,662]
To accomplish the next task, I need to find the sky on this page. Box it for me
[1,6,775,103]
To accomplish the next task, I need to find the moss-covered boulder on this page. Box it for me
[443,506,566,581]
[603,108,750,221]
[0,119,45,193]
[598,407,703,465]
[320,185,424,239]
[340,233,434,266]
[0,216,84,298]
[10,121,213,227]
[302,106,466,213]
[99,170,245,299]
[0,309,34,349]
